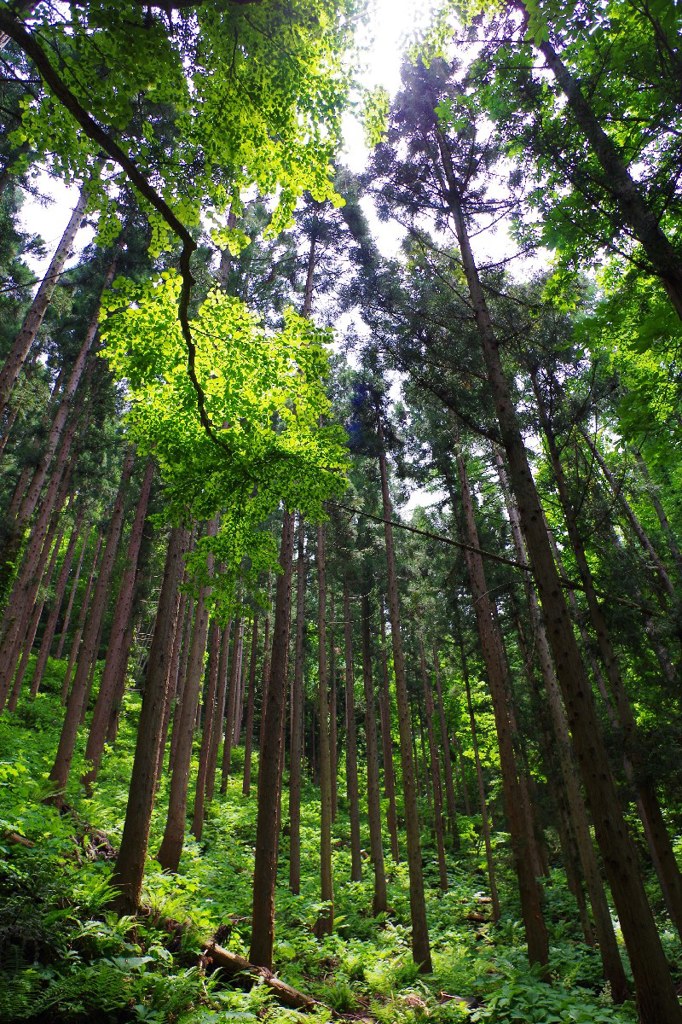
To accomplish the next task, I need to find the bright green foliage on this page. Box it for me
[4,0,358,245]
[0,675,647,1024]
[101,273,348,592]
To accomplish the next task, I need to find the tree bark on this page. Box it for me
[241,618,258,797]
[205,618,232,806]
[378,606,400,862]
[49,448,134,796]
[157,519,217,872]
[361,591,388,915]
[419,639,448,892]
[532,375,682,942]
[83,458,154,786]
[313,523,334,937]
[61,532,103,703]
[457,627,500,923]
[439,147,682,1021]
[496,449,628,999]
[249,511,295,970]
[110,525,189,914]
[289,518,306,893]
[377,419,432,971]
[454,451,548,966]
[432,648,460,850]
[0,183,89,417]
[30,508,85,697]
[343,578,363,882]
[191,617,221,840]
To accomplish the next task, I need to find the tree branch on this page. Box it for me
[0,10,230,449]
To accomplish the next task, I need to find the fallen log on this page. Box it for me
[204,942,317,1011]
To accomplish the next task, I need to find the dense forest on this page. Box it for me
[0,1,681,1022]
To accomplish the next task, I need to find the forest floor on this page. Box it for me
[0,660,678,1024]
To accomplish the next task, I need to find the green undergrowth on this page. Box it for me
[0,667,668,1023]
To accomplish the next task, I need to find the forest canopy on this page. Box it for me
[0,2,681,1024]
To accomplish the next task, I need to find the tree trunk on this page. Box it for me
[378,606,400,862]
[7,522,65,711]
[377,419,432,971]
[191,618,221,840]
[289,518,306,892]
[205,619,232,806]
[329,589,338,823]
[55,528,88,660]
[457,627,500,923]
[533,373,682,939]
[61,532,103,702]
[220,615,245,793]
[432,648,460,850]
[0,183,89,417]
[419,640,448,892]
[343,578,363,882]
[249,511,295,970]
[157,519,217,872]
[242,618,259,797]
[496,449,628,999]
[110,525,189,914]
[361,591,388,915]
[440,150,682,1022]
[313,523,334,937]
[83,458,154,786]
[454,451,548,966]
[49,448,135,796]
[30,509,85,697]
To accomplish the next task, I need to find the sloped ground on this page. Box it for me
[0,661,673,1023]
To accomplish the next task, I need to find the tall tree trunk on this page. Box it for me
[289,518,306,892]
[313,523,335,937]
[343,577,362,882]
[432,648,459,850]
[220,615,245,792]
[329,589,338,823]
[191,618,221,840]
[61,532,103,702]
[496,449,628,999]
[378,607,400,862]
[532,376,682,940]
[14,248,120,547]
[249,511,295,970]
[457,625,500,923]
[419,639,448,892]
[454,452,548,966]
[55,528,88,660]
[7,522,65,710]
[30,509,85,697]
[205,619,232,806]
[0,184,89,417]
[0,417,77,698]
[440,149,682,1022]
[241,618,259,797]
[377,418,432,971]
[110,525,189,914]
[49,448,135,796]
[361,591,388,915]
[157,520,217,871]
[632,449,682,575]
[575,421,676,600]
[83,459,154,786]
